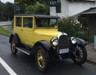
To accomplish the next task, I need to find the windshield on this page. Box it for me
[36,18,58,28]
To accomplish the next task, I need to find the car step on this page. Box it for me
[16,47,30,55]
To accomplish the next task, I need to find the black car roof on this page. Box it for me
[14,14,59,18]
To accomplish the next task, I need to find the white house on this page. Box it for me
[50,0,96,36]
[50,0,96,17]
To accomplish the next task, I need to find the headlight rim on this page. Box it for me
[71,37,77,44]
[50,37,58,47]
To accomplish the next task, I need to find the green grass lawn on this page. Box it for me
[3,24,12,26]
[0,26,12,36]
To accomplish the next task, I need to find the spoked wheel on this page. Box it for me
[10,37,18,55]
[35,46,49,72]
[72,45,87,65]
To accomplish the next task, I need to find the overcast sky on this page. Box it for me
[1,0,14,3]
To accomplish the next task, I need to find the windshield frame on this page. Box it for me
[35,17,59,29]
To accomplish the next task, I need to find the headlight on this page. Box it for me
[71,37,76,44]
[51,38,58,46]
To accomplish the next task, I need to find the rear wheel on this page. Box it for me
[72,45,87,65]
[10,37,18,55]
[35,46,49,72]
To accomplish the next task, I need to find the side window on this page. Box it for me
[16,17,22,27]
[36,18,49,27]
[23,17,33,28]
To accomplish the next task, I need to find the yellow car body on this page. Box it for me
[13,15,59,46]
[9,14,87,72]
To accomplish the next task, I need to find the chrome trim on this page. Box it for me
[16,47,30,55]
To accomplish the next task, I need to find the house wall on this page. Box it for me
[50,0,96,17]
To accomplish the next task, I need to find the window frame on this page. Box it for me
[35,18,58,28]
[22,16,33,29]
[15,17,22,27]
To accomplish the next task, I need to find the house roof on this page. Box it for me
[81,7,96,15]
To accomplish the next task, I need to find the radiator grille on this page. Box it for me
[58,35,69,49]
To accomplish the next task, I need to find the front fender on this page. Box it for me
[76,38,86,46]
[31,40,54,55]
[33,40,53,51]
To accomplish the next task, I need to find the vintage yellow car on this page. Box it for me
[9,14,87,72]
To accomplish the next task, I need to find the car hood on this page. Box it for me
[34,29,60,37]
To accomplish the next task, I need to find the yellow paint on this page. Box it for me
[13,16,60,46]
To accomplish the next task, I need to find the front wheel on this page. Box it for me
[35,46,49,72]
[72,45,87,65]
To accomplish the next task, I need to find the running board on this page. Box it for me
[16,47,30,55]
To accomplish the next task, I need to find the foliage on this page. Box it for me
[15,0,49,5]
[15,3,25,14]
[4,2,14,20]
[15,0,50,14]
[25,4,49,14]
[58,17,89,41]
[0,2,5,21]
[0,2,14,21]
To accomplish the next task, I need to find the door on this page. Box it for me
[21,17,34,46]
[14,17,23,42]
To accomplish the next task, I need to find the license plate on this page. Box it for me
[59,48,69,54]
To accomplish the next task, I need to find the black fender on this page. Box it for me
[76,38,86,46]
[9,33,21,44]
[33,40,53,51]
[32,40,54,55]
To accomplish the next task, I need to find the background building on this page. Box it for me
[50,0,96,17]
[50,0,96,36]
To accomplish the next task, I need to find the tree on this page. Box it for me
[3,2,14,20]
[15,0,49,5]
[15,0,50,14]
[0,1,14,21]
[25,4,49,14]
[0,1,5,21]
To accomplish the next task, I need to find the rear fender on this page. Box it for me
[9,33,21,44]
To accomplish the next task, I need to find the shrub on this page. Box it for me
[58,17,89,41]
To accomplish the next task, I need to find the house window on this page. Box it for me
[50,0,57,6]
[50,0,61,13]
[56,2,61,13]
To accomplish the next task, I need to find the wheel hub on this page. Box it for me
[37,50,45,68]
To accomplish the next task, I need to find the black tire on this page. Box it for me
[10,37,18,55]
[72,45,87,65]
[35,45,49,72]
